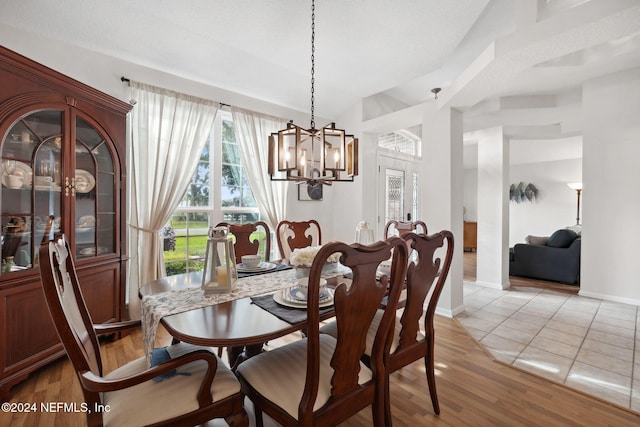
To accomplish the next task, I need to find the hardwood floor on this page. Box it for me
[6,316,640,426]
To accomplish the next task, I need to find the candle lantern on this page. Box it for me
[355,221,375,245]
[202,226,237,294]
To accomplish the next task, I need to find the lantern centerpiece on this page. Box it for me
[202,226,238,294]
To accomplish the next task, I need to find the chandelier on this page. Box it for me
[268,0,358,186]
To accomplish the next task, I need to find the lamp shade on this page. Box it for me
[567,182,582,190]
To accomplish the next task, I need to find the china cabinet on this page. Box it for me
[0,46,131,400]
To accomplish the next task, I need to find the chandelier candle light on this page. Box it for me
[268,0,358,186]
[202,226,238,294]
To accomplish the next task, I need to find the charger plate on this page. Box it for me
[237,261,277,273]
[273,287,334,309]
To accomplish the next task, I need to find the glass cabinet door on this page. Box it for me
[1,110,63,273]
[75,116,116,259]
[1,110,118,273]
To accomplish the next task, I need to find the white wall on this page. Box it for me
[464,143,582,247]
[509,158,582,246]
[581,67,640,306]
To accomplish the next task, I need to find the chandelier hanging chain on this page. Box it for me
[310,0,316,130]
[267,0,358,185]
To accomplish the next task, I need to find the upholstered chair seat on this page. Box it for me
[236,334,372,419]
[102,342,241,427]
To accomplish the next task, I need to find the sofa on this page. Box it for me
[509,229,581,285]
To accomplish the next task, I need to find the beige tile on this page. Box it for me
[513,346,573,384]
[480,303,520,317]
[500,318,543,335]
[566,361,631,404]
[529,335,579,360]
[589,321,636,339]
[518,304,559,318]
[537,326,585,347]
[491,324,536,345]
[460,325,488,341]
[457,313,503,333]
[544,319,589,338]
[509,311,549,327]
[586,328,635,350]
[593,313,637,330]
[576,347,633,377]
[598,301,637,319]
[551,310,595,327]
[581,338,634,363]
[480,333,526,364]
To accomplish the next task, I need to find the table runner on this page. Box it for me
[141,263,351,364]
[141,266,298,363]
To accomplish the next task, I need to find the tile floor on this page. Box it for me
[456,282,640,412]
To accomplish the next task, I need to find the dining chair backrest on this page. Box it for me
[216,221,271,263]
[303,237,408,425]
[386,230,454,418]
[276,219,321,260]
[383,219,427,239]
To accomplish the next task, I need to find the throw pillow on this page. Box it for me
[150,347,191,382]
[546,229,578,248]
[525,235,549,246]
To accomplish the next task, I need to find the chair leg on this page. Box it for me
[225,409,249,427]
[382,373,393,427]
[254,406,264,427]
[425,352,440,415]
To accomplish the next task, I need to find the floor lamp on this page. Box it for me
[567,182,582,225]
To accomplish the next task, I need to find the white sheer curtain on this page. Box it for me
[127,82,218,318]
[231,107,289,234]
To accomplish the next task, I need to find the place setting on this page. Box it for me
[236,254,291,277]
[273,277,334,309]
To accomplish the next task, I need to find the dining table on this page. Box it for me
[139,262,350,368]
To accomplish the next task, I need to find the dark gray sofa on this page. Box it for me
[509,229,581,285]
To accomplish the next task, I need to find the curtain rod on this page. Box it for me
[121,75,232,109]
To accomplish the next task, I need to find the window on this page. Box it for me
[163,110,260,276]
[377,126,421,157]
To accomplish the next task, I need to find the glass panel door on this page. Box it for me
[75,116,115,259]
[1,110,63,273]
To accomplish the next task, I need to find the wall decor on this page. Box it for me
[510,182,538,203]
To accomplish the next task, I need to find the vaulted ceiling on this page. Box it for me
[1,0,639,149]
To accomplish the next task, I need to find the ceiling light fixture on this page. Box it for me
[268,0,358,186]
[431,87,441,100]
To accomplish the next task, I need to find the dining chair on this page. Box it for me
[320,230,454,424]
[276,219,322,260]
[236,237,409,427]
[38,235,248,427]
[383,219,428,238]
[216,221,271,263]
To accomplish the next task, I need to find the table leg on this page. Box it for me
[228,343,265,370]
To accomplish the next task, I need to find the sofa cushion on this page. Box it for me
[525,235,549,246]
[546,229,578,248]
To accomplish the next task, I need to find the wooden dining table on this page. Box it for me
[139,266,343,368]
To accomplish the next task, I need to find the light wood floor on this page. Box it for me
[6,256,639,426]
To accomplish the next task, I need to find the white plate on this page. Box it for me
[79,246,109,256]
[237,261,277,272]
[2,160,32,187]
[288,286,330,302]
[273,287,334,309]
[75,169,96,193]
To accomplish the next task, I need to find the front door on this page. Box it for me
[377,154,419,238]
